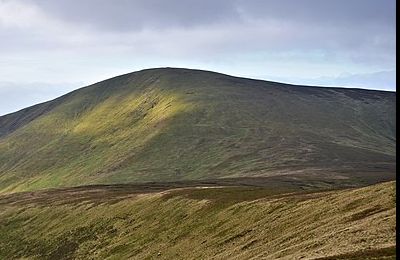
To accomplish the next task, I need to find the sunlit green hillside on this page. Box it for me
[0,68,396,193]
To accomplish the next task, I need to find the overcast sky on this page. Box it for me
[0,0,396,115]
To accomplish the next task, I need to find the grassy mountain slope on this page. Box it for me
[0,68,396,193]
[0,181,395,259]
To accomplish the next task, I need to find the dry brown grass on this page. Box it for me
[0,181,395,259]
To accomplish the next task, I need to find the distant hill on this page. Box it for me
[0,68,396,193]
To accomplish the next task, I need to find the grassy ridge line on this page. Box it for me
[0,181,395,259]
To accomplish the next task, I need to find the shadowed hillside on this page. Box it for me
[0,181,395,259]
[0,68,396,193]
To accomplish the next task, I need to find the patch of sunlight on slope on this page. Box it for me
[0,89,193,193]
[73,89,192,144]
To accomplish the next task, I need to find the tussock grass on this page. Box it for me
[0,181,395,259]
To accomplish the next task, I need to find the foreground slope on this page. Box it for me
[0,68,396,192]
[0,181,395,259]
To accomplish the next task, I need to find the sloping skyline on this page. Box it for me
[0,0,396,115]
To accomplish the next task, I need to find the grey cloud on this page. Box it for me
[5,0,392,66]
[34,0,238,31]
[236,0,395,27]
[32,0,395,31]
